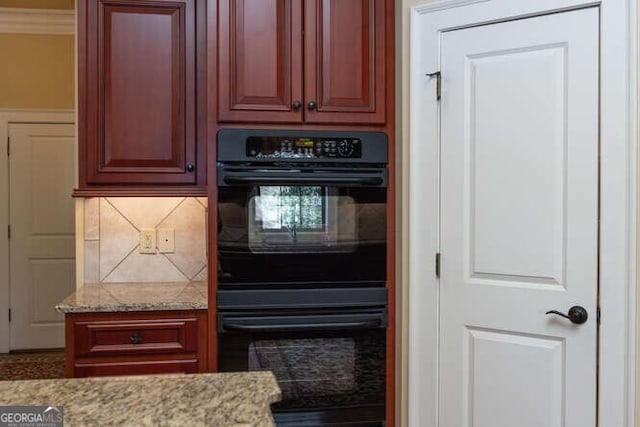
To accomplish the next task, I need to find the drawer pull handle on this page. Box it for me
[130,331,143,344]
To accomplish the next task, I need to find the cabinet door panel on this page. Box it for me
[218,0,303,123]
[304,0,386,124]
[85,0,197,184]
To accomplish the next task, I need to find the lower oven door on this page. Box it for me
[218,310,386,426]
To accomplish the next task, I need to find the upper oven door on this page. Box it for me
[217,169,387,288]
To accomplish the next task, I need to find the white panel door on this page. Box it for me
[9,123,76,350]
[439,8,598,427]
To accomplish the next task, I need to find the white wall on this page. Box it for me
[397,1,437,425]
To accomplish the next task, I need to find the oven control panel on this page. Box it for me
[246,136,362,159]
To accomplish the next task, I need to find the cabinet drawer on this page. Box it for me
[74,359,199,378]
[74,317,199,357]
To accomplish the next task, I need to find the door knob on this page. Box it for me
[292,100,302,111]
[307,101,317,111]
[545,306,588,324]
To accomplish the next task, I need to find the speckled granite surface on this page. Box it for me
[0,372,280,426]
[55,282,207,313]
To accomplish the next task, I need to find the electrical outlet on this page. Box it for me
[157,228,175,253]
[139,229,156,254]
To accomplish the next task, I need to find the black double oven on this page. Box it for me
[216,129,388,426]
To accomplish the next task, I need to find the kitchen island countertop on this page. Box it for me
[0,371,280,426]
[55,281,207,313]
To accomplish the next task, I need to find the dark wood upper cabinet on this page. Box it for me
[78,0,206,191]
[304,0,386,124]
[217,0,303,123]
[217,0,386,125]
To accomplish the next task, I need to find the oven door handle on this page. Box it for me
[222,174,384,186]
[222,318,382,332]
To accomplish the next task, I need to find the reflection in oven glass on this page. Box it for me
[247,334,385,411]
[248,188,357,253]
[256,186,325,231]
[217,184,386,285]
[249,338,356,396]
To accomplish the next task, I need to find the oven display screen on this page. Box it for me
[245,136,362,159]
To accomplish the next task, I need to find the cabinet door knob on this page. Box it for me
[130,331,143,344]
[292,100,302,111]
[307,101,317,111]
[186,163,195,173]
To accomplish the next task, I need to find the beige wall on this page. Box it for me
[81,197,208,284]
[0,33,74,109]
[0,0,75,109]
[0,0,73,9]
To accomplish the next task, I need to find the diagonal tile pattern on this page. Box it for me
[103,251,189,283]
[107,197,184,229]
[196,197,208,208]
[158,198,207,279]
[87,197,208,284]
[193,266,208,282]
[99,199,139,280]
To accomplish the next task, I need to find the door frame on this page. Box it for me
[0,110,75,353]
[407,0,638,426]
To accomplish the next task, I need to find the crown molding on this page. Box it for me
[0,7,74,35]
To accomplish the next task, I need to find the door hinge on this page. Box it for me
[435,252,441,278]
[596,306,601,325]
[6,136,9,156]
[426,71,441,100]
[7,225,10,239]
[8,309,11,323]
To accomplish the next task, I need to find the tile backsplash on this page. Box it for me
[82,197,208,283]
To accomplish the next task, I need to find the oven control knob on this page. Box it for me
[337,140,354,157]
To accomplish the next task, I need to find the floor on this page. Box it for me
[0,350,65,380]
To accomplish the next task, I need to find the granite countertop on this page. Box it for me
[55,281,207,313]
[0,372,280,426]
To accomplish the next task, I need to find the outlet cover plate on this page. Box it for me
[139,229,156,254]
[157,228,175,253]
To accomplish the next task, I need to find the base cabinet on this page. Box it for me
[65,310,207,378]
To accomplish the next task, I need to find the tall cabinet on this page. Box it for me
[217,0,387,125]
[211,0,396,425]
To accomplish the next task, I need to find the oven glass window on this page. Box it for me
[219,329,386,418]
[256,186,325,231]
[248,186,357,253]
[249,337,357,397]
[217,183,386,285]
